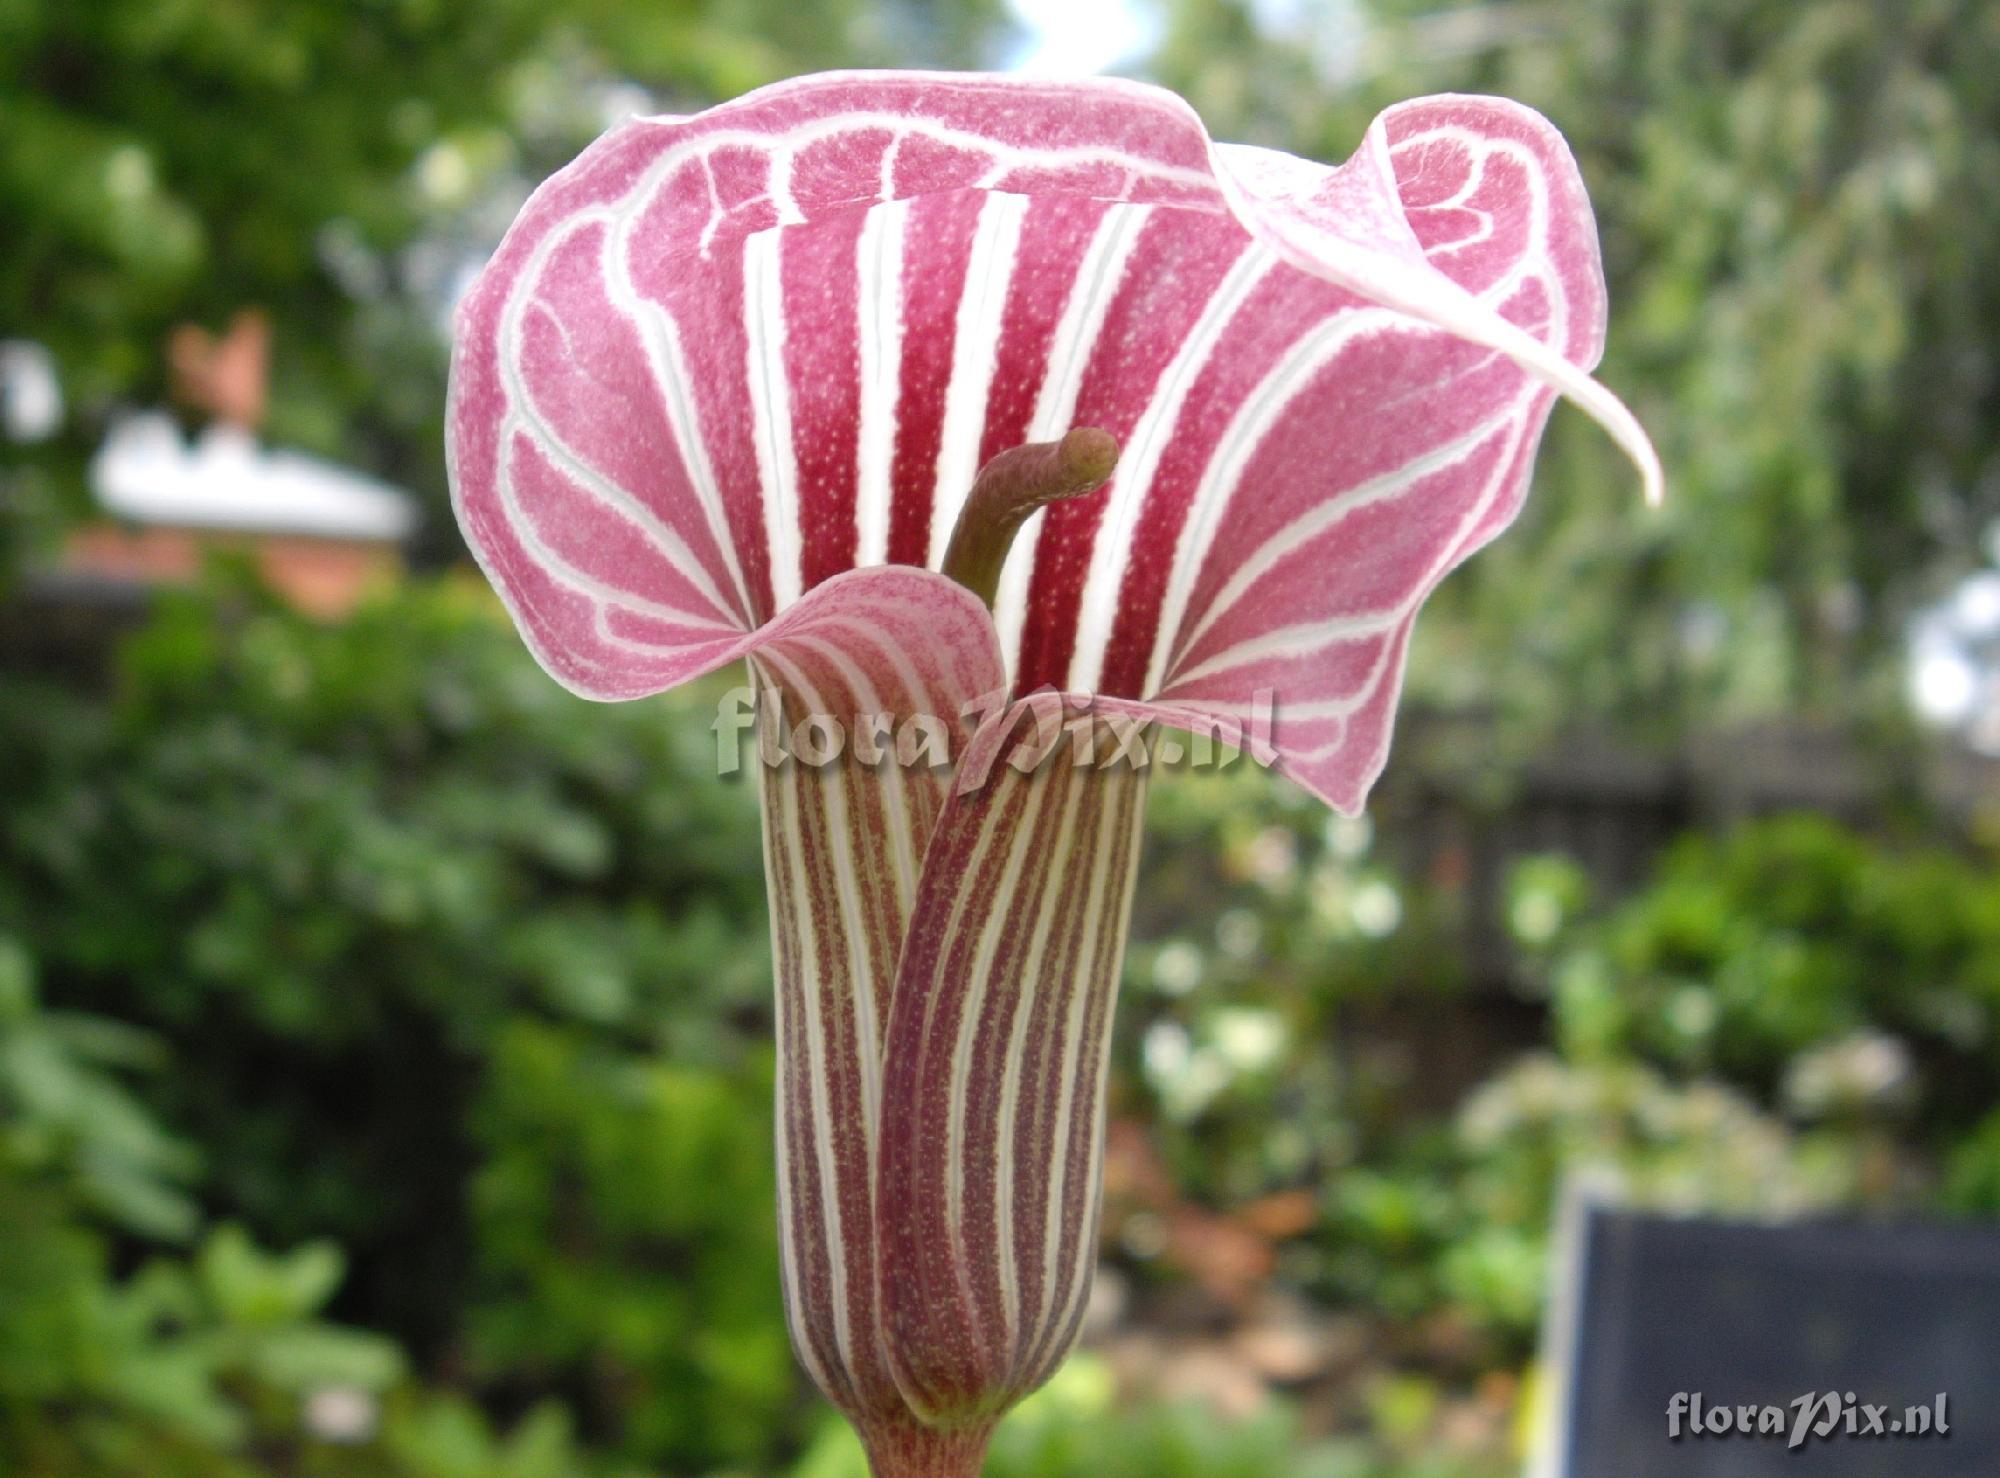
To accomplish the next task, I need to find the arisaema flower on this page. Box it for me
[447,70,1657,1476]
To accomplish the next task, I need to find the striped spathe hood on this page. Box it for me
[447,70,1654,1471]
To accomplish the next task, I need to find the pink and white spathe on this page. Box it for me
[448,69,1655,1475]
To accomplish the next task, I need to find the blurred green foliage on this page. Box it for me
[0,932,408,1476]
[1120,800,2000,1357]
[0,576,793,1473]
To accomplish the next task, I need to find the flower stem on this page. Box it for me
[858,1413,997,1478]
[941,427,1119,608]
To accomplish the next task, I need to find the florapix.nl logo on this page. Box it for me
[712,686,1280,786]
[1667,1391,1951,1452]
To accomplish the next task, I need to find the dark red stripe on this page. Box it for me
[887,190,985,566]
[1013,211,1246,692]
[957,754,1083,1356]
[1092,268,1347,697]
[781,210,866,592]
[978,195,1113,466]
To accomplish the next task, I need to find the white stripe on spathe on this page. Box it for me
[994,202,1152,676]
[493,422,739,634]
[1042,772,1146,1379]
[756,648,887,1164]
[1065,243,1272,692]
[745,229,804,611]
[1026,766,1142,1382]
[1175,399,1529,711]
[603,207,759,625]
[759,713,841,1400]
[1141,304,1403,697]
[942,758,1048,1310]
[494,212,745,628]
[1170,400,1520,668]
[928,192,1031,567]
[993,767,1086,1346]
[855,198,910,567]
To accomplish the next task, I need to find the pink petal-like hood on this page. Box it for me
[448,73,1659,1465]
[447,70,1656,815]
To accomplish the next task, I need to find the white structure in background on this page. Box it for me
[1909,523,2000,755]
[0,339,63,442]
[91,413,415,542]
[27,309,415,618]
